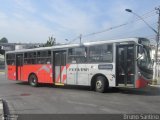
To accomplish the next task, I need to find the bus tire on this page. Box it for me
[28,74,38,87]
[95,76,108,93]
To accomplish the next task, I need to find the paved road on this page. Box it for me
[0,73,160,115]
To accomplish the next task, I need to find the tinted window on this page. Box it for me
[61,52,66,66]
[24,52,37,64]
[55,52,61,65]
[68,47,87,63]
[37,50,51,64]
[88,44,113,63]
[6,53,15,65]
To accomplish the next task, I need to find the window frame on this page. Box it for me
[37,50,51,64]
[24,52,37,65]
[88,44,113,63]
[6,53,16,65]
[68,46,87,64]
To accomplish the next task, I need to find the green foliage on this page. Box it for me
[0,37,8,43]
[44,36,56,47]
[0,37,8,55]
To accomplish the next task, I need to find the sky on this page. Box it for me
[0,0,160,44]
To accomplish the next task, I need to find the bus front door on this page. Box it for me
[16,54,23,80]
[54,51,67,85]
[116,45,135,87]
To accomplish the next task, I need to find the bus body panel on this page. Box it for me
[87,63,116,87]
[66,63,116,87]
[11,64,53,83]
[135,77,149,88]
[77,64,89,85]
[7,65,16,80]
[67,64,78,85]
[15,64,53,83]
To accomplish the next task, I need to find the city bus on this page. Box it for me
[5,37,153,93]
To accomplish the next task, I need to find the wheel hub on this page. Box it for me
[96,80,102,89]
[33,79,36,83]
[31,77,36,83]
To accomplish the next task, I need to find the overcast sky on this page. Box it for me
[0,0,159,44]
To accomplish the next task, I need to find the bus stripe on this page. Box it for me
[56,64,71,83]
[56,66,65,83]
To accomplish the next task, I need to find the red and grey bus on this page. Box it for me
[5,37,153,93]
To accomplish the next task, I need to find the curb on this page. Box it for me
[0,98,4,120]
[149,84,160,88]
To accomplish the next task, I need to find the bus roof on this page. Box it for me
[6,37,147,54]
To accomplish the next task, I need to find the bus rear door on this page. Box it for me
[116,44,135,87]
[53,51,67,85]
[16,54,23,80]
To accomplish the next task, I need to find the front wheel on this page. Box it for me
[29,74,38,87]
[95,76,108,93]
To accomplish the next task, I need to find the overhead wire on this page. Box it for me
[69,8,157,44]
[105,22,157,40]
[83,13,157,39]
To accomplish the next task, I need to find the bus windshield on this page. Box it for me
[137,45,152,70]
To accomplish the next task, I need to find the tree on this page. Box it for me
[0,37,8,55]
[44,36,56,47]
[0,45,5,55]
[0,37,8,43]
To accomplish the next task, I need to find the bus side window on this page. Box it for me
[6,54,15,65]
[37,50,51,64]
[88,44,113,63]
[68,47,87,63]
[24,52,37,65]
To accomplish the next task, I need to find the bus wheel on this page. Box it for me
[95,76,107,93]
[29,74,38,87]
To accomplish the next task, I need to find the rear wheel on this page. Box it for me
[95,76,108,93]
[29,74,38,87]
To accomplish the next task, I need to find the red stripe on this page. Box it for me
[66,64,70,69]
[56,66,65,83]
[62,64,71,83]
[62,74,67,83]
[56,64,71,83]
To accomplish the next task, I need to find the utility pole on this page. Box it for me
[153,7,160,84]
[80,34,82,44]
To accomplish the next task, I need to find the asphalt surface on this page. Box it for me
[0,72,160,116]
